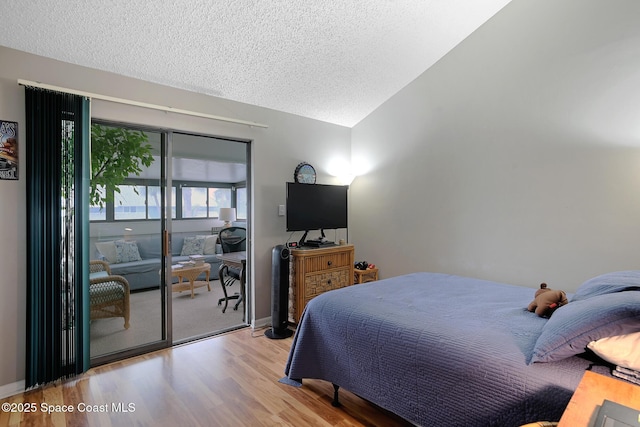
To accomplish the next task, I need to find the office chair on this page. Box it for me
[217,226,246,313]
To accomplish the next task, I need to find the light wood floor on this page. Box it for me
[0,327,412,426]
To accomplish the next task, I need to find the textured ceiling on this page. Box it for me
[0,0,511,127]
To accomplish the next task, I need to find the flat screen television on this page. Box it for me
[286,182,348,246]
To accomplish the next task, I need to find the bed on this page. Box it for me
[284,271,640,426]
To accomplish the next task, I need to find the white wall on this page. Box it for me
[0,59,25,398]
[0,46,351,395]
[351,0,640,289]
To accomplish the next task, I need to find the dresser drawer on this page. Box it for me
[301,251,352,273]
[304,268,351,299]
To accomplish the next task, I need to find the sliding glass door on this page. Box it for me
[89,124,169,362]
[170,132,248,342]
[88,124,250,364]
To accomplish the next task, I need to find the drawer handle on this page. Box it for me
[327,260,332,266]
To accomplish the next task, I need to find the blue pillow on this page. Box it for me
[572,270,640,302]
[530,291,640,364]
[114,240,142,263]
[180,236,205,256]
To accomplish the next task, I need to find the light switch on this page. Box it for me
[278,205,285,216]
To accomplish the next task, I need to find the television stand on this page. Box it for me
[298,229,336,248]
[303,240,336,248]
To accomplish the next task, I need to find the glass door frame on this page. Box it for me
[163,131,173,344]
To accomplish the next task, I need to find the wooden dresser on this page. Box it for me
[289,244,355,323]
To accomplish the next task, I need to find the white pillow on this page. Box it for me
[198,235,218,255]
[95,241,117,263]
[587,332,640,370]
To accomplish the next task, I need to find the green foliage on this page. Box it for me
[90,124,154,208]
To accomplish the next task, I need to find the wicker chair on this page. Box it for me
[89,260,131,329]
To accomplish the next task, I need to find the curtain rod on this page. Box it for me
[17,79,269,129]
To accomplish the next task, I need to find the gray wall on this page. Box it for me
[0,46,351,395]
[351,0,640,288]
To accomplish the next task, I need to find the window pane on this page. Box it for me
[236,187,247,220]
[208,188,231,217]
[147,186,161,219]
[147,186,176,219]
[182,186,208,218]
[89,185,106,221]
[114,185,147,220]
[170,187,176,219]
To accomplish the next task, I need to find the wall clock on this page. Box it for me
[294,162,316,184]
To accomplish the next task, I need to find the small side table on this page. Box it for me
[171,263,211,299]
[557,370,640,426]
[354,268,378,284]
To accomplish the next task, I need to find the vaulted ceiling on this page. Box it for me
[0,1,511,127]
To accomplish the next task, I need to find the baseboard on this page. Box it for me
[0,380,25,399]
[252,316,270,330]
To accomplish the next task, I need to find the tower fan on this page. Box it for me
[265,245,293,339]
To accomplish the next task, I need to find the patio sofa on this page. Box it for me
[93,232,222,291]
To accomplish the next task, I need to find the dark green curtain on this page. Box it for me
[25,87,90,388]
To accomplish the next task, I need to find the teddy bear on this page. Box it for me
[527,283,568,317]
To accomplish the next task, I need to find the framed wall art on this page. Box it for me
[0,120,18,180]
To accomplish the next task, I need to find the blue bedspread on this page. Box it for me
[285,272,611,426]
